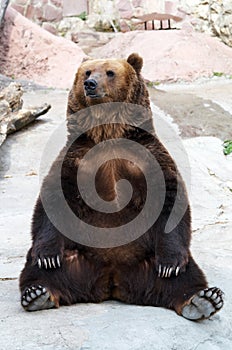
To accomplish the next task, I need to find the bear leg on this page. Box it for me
[114,256,224,320]
[20,248,110,311]
[169,258,224,320]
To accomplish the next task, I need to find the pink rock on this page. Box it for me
[63,0,87,17]
[42,22,58,35]
[14,0,30,5]
[121,10,134,19]
[30,0,41,5]
[0,6,87,89]
[43,4,63,22]
[165,1,178,14]
[133,7,145,17]
[119,20,131,32]
[50,0,63,8]
[25,5,36,20]
[97,30,232,83]
[26,5,43,22]
[132,0,144,7]
[11,4,25,15]
[116,0,133,12]
[35,6,43,20]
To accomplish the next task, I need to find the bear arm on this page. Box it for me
[30,198,65,269]
[154,208,191,278]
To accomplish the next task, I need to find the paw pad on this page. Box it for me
[181,286,224,320]
[21,285,55,311]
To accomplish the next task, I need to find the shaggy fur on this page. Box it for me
[20,53,217,317]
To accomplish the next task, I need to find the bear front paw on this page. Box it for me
[31,241,64,270]
[155,253,189,278]
[158,264,181,278]
[37,255,61,269]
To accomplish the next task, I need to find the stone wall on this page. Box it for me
[11,0,63,22]
[10,0,165,23]
[181,0,232,47]
[9,0,232,47]
[9,0,177,34]
[208,1,232,47]
[10,0,63,34]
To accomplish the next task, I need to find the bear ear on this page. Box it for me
[127,53,143,74]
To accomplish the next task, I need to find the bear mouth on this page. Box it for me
[85,91,107,99]
[85,91,101,98]
[86,93,100,98]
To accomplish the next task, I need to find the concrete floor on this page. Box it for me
[0,79,232,350]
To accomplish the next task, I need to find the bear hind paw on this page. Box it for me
[21,285,57,311]
[181,287,224,321]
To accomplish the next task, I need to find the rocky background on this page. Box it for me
[8,0,232,47]
[1,3,232,89]
[182,0,232,47]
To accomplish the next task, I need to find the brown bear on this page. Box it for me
[19,53,224,320]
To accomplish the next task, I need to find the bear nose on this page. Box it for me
[84,79,98,91]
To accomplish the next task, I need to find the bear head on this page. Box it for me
[67,53,150,114]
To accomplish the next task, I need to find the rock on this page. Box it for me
[210,2,222,14]
[224,0,232,13]
[119,19,131,32]
[42,22,57,35]
[95,30,232,82]
[0,83,23,112]
[187,0,232,47]
[42,3,62,22]
[132,6,145,17]
[50,0,62,7]
[0,82,51,147]
[222,14,232,26]
[196,4,209,20]
[4,103,51,135]
[25,4,43,22]
[10,3,24,15]
[116,0,134,19]
[210,1,232,47]
[0,100,10,119]
[0,0,9,24]
[0,6,87,89]
[132,0,144,7]
[57,17,86,38]
[87,0,120,31]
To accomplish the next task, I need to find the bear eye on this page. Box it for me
[85,70,91,77]
[106,70,115,77]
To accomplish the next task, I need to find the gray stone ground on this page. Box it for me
[0,79,232,349]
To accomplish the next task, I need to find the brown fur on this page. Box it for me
[20,53,208,315]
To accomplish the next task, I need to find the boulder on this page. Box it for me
[0,6,87,89]
[95,29,232,82]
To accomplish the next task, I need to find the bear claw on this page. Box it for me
[21,285,55,311]
[181,287,224,320]
[37,255,61,269]
[158,264,180,278]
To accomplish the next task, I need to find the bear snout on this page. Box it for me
[84,79,98,96]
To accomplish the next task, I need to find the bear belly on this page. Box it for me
[77,156,147,219]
